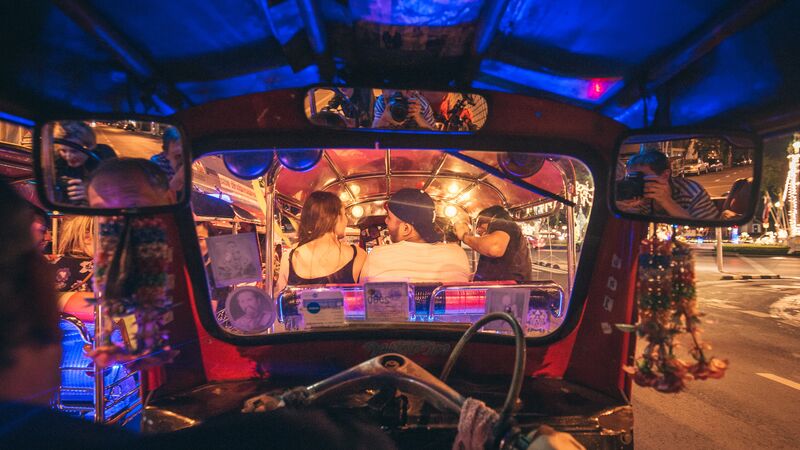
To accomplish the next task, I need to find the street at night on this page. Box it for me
[635,251,800,449]
[690,166,753,198]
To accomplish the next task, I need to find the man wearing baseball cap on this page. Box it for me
[360,189,470,282]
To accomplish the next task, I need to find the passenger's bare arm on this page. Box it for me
[455,222,510,258]
[352,246,368,282]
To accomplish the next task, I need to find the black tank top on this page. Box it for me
[287,244,358,285]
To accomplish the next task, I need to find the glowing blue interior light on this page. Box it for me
[0,111,35,127]
[478,60,622,103]
[349,0,484,26]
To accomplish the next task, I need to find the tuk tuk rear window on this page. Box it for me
[191,149,594,338]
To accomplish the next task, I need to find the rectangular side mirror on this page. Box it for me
[35,119,190,215]
[610,131,761,226]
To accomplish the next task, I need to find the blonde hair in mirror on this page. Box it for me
[57,215,94,258]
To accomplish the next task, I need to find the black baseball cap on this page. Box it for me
[386,189,441,244]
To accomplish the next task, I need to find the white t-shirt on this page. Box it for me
[361,241,471,283]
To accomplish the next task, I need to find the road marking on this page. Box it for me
[740,310,772,318]
[756,373,800,391]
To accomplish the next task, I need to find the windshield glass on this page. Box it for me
[191,149,594,337]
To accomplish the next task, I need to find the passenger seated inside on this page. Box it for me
[276,191,367,292]
[360,189,470,283]
[51,216,95,292]
[53,121,116,205]
[149,127,185,192]
[455,205,532,283]
[720,177,753,220]
[86,158,172,208]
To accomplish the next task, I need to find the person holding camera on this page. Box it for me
[616,151,718,220]
[54,121,115,205]
[372,89,436,130]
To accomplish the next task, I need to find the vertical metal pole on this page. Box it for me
[51,216,58,255]
[715,227,724,272]
[93,303,106,423]
[265,186,276,297]
[566,200,576,300]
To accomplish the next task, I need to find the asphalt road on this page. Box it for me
[691,165,752,197]
[633,251,800,449]
[93,124,163,159]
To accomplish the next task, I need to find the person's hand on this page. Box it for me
[453,221,471,241]
[375,110,402,128]
[643,175,673,208]
[66,178,87,201]
[408,98,433,129]
[616,198,644,213]
[527,425,586,450]
[721,209,741,220]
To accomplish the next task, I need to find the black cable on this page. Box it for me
[439,312,526,447]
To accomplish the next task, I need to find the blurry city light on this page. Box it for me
[350,205,364,218]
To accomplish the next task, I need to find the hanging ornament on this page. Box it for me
[88,216,179,370]
[621,230,727,392]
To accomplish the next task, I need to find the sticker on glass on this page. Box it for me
[207,232,262,287]
[225,286,274,333]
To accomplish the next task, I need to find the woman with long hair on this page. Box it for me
[52,215,94,291]
[276,191,366,291]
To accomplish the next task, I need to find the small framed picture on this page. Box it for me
[484,287,530,333]
[207,232,262,287]
[225,286,274,333]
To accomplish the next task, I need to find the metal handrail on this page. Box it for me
[427,281,564,321]
[277,285,362,322]
[59,312,93,345]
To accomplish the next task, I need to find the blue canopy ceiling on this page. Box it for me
[0,0,798,131]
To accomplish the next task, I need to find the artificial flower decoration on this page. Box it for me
[622,231,728,392]
[90,216,177,368]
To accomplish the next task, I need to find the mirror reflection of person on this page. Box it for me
[276,191,366,292]
[53,121,115,205]
[454,206,532,283]
[150,127,184,192]
[371,90,435,130]
[229,289,271,332]
[720,177,753,220]
[617,151,718,220]
[360,189,470,283]
[86,158,172,208]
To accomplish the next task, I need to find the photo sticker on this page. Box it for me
[207,232,262,287]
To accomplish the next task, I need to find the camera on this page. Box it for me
[616,172,645,200]
[388,92,409,122]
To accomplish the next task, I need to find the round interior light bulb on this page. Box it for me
[350,184,361,195]
[350,205,364,218]
[444,205,458,218]
[448,183,460,194]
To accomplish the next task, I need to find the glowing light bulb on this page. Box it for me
[350,205,364,218]
[444,205,458,218]
[448,183,460,194]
